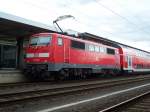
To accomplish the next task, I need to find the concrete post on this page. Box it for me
[17,37,24,70]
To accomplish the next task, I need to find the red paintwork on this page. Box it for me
[25,33,120,69]
[119,46,150,71]
[25,32,150,72]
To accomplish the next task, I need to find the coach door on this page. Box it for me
[64,38,70,63]
[127,56,132,70]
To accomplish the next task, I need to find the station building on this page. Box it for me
[0,11,57,83]
[0,11,55,70]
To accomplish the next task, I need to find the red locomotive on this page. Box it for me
[24,32,150,80]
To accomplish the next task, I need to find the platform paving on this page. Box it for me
[0,69,27,83]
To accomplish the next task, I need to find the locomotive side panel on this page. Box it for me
[51,34,121,73]
[68,39,121,72]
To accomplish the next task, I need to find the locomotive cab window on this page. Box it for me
[107,48,115,55]
[30,36,51,46]
[71,40,85,50]
[58,37,63,46]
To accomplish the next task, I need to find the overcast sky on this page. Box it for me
[0,0,150,52]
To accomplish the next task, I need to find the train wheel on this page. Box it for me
[41,71,51,80]
[57,69,69,80]
[81,69,87,79]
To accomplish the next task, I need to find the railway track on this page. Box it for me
[0,75,149,95]
[0,74,147,88]
[0,75,150,105]
[100,91,150,112]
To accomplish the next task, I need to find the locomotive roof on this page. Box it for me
[32,32,150,54]
[79,32,150,54]
[39,32,118,49]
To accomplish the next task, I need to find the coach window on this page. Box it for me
[107,48,115,55]
[71,40,85,50]
[58,37,63,46]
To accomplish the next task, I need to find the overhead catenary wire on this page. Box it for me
[63,0,150,39]
[20,0,150,38]
[61,0,121,37]
[94,0,150,36]
[20,0,117,37]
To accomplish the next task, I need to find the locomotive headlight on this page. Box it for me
[38,53,49,57]
[26,53,34,58]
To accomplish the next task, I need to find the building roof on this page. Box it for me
[0,11,56,38]
[0,11,149,54]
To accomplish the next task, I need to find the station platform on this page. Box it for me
[0,69,27,83]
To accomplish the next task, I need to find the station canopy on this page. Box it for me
[0,11,56,39]
[0,11,149,54]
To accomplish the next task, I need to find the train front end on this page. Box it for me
[24,33,53,79]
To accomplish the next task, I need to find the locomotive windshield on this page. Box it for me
[30,36,51,46]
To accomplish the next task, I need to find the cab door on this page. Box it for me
[55,35,70,63]
[63,37,70,63]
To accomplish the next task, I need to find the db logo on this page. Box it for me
[34,53,39,57]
